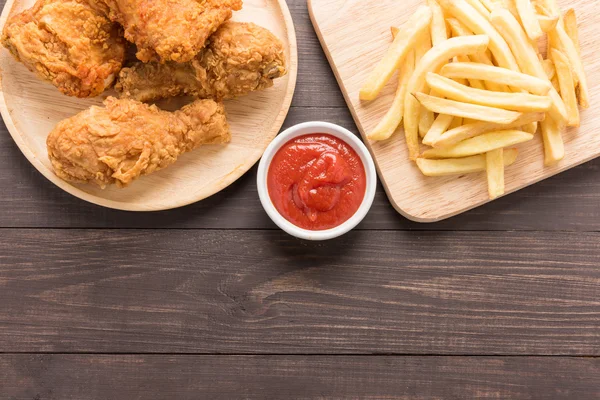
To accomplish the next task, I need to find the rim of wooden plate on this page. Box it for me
[0,0,298,212]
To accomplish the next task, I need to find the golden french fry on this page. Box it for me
[502,0,520,20]
[426,73,552,112]
[390,26,399,38]
[420,108,436,138]
[522,121,538,134]
[516,0,543,40]
[422,129,534,158]
[541,59,555,80]
[428,0,448,46]
[360,6,432,101]
[551,75,560,92]
[563,9,580,56]
[446,17,471,37]
[479,0,499,12]
[533,1,553,16]
[540,116,564,165]
[551,49,580,127]
[432,112,544,148]
[548,16,589,108]
[486,148,505,199]
[537,0,559,15]
[416,148,519,176]
[446,18,500,82]
[537,15,558,33]
[414,92,524,124]
[490,8,568,122]
[439,0,521,72]
[423,114,454,146]
[367,51,415,141]
[414,32,434,138]
[449,116,463,130]
[440,62,552,95]
[455,56,486,89]
[403,35,490,160]
[465,0,491,19]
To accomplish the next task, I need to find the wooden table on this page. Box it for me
[0,1,599,398]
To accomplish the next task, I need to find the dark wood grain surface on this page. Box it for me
[0,0,599,398]
[2,355,599,399]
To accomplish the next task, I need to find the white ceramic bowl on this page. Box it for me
[257,121,377,240]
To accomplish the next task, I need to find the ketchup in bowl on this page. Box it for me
[267,133,367,231]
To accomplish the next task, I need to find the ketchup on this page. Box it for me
[267,134,367,231]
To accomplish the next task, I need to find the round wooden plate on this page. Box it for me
[0,0,297,211]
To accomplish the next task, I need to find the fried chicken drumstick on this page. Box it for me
[47,97,231,188]
[116,22,286,102]
[93,0,242,63]
[2,0,126,97]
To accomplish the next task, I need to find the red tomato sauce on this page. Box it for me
[267,133,367,231]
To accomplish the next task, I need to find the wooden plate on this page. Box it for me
[309,0,598,222]
[0,0,297,211]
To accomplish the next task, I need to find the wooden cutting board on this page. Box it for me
[309,0,599,222]
[0,0,297,211]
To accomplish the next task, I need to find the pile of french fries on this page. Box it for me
[360,0,587,199]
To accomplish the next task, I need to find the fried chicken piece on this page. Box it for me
[47,97,230,188]
[93,0,243,63]
[2,0,126,98]
[116,22,286,102]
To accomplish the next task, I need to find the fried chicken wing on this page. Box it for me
[47,97,230,188]
[95,0,243,63]
[116,22,286,102]
[2,0,126,98]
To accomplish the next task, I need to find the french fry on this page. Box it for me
[455,56,486,90]
[486,149,505,199]
[541,59,555,80]
[414,92,524,124]
[533,1,553,16]
[551,75,560,92]
[439,0,521,72]
[440,62,552,95]
[537,15,558,33]
[490,8,568,122]
[563,9,580,55]
[422,114,454,146]
[516,0,543,41]
[416,148,519,176]
[446,17,472,37]
[540,116,565,165]
[465,0,491,19]
[403,35,490,160]
[360,6,432,101]
[551,49,580,127]
[428,0,448,46]
[419,108,436,138]
[367,51,415,141]
[432,112,545,148]
[415,32,435,138]
[537,0,559,15]
[422,130,534,159]
[449,116,464,130]
[522,121,538,134]
[446,18,498,74]
[548,16,589,108]
[479,0,499,12]
[502,0,520,20]
[425,73,552,112]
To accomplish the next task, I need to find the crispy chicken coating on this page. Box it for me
[93,0,243,63]
[116,22,286,102]
[47,97,231,188]
[2,0,126,98]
